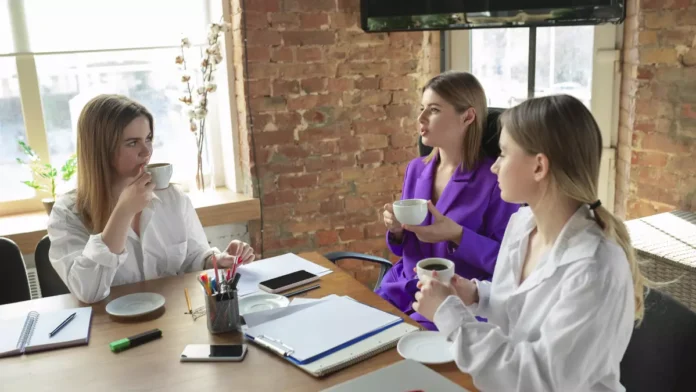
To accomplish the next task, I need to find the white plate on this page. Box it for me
[105,292,166,318]
[397,330,453,364]
[238,293,290,315]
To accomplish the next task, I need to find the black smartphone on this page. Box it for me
[180,344,248,362]
[258,270,320,294]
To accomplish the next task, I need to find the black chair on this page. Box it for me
[324,252,393,290]
[418,107,504,158]
[620,289,696,391]
[34,235,69,297]
[0,237,31,305]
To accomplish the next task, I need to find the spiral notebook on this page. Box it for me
[0,307,92,358]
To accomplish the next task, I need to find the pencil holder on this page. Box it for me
[203,289,241,334]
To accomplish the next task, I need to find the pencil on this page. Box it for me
[184,288,192,314]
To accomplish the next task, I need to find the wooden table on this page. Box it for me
[0,252,476,391]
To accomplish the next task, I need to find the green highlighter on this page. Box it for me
[110,328,162,353]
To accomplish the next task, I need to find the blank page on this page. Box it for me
[0,316,27,358]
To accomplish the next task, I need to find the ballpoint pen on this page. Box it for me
[49,312,76,338]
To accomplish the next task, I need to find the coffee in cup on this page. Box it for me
[392,199,428,226]
[145,163,173,190]
[416,258,455,283]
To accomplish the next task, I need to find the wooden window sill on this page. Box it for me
[0,187,260,254]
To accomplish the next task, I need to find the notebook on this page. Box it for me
[321,359,471,392]
[245,296,404,366]
[0,307,92,358]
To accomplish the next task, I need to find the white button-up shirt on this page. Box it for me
[434,206,635,392]
[48,186,217,304]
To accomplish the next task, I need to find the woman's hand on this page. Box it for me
[383,203,403,236]
[413,273,455,321]
[217,240,255,267]
[403,201,463,244]
[115,166,155,216]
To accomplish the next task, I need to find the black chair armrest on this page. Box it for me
[323,252,393,290]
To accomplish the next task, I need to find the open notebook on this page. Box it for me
[0,307,92,358]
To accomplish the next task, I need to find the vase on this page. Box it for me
[191,130,216,193]
[42,198,55,216]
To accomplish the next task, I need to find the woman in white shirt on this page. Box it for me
[413,94,647,391]
[48,94,255,304]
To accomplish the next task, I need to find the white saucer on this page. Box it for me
[106,292,166,318]
[397,330,453,364]
[238,293,290,315]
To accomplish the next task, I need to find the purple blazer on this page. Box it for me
[375,154,519,330]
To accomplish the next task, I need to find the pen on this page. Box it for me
[231,273,241,291]
[49,312,76,338]
[200,274,212,296]
[110,328,162,353]
[212,254,220,288]
[283,284,320,298]
[184,288,192,314]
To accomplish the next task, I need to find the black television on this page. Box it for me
[361,0,625,32]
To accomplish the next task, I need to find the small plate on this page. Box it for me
[106,292,166,318]
[397,330,453,364]
[238,293,290,315]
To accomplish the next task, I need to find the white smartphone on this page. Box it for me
[180,344,247,362]
[258,270,320,294]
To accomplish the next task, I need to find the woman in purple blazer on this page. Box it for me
[377,72,519,330]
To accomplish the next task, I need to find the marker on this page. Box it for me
[109,328,162,353]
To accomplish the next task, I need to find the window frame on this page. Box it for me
[446,25,622,213]
[0,0,239,217]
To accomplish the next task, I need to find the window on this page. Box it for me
[470,26,594,109]
[0,0,234,216]
[448,25,621,213]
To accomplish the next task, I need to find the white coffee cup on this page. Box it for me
[145,163,173,190]
[392,199,428,225]
[416,258,455,283]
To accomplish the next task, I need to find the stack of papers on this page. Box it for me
[235,253,332,297]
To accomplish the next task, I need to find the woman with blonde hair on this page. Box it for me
[379,71,519,330]
[48,94,254,304]
[414,94,645,391]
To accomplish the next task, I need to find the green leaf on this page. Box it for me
[21,180,41,190]
[61,155,78,181]
[17,140,36,158]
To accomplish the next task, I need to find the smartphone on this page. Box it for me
[258,270,319,294]
[180,344,248,362]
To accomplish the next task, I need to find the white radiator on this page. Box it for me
[26,267,42,299]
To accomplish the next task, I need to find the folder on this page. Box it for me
[245,296,408,369]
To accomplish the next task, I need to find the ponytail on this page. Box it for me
[593,206,647,323]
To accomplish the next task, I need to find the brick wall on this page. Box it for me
[230,0,440,282]
[617,0,696,219]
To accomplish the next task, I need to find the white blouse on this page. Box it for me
[434,206,635,392]
[48,185,217,304]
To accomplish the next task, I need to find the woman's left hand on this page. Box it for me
[413,272,456,321]
[402,201,463,244]
[217,240,255,267]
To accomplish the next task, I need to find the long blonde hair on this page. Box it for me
[76,94,153,233]
[501,95,647,322]
[421,71,488,171]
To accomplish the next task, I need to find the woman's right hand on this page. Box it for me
[116,168,156,216]
[450,274,479,306]
[383,203,403,235]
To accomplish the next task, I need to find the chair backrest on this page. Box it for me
[0,237,31,305]
[620,289,696,392]
[418,107,504,158]
[34,235,70,297]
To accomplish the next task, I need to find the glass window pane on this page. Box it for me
[0,0,13,54]
[36,49,203,191]
[23,0,206,53]
[471,28,529,108]
[0,57,34,202]
[534,26,594,108]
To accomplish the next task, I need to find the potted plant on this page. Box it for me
[16,141,77,215]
